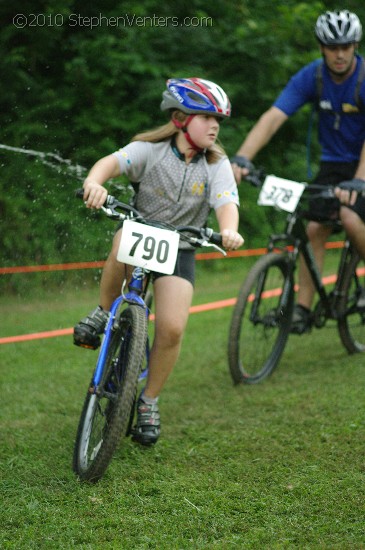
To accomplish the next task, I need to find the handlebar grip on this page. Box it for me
[210,231,223,246]
[203,227,222,245]
[75,188,85,199]
[338,178,365,194]
[230,155,255,171]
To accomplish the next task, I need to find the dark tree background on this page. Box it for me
[1,0,364,290]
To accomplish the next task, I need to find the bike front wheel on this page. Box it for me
[337,249,365,353]
[228,252,294,384]
[73,304,147,482]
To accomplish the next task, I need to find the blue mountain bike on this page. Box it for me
[72,190,225,482]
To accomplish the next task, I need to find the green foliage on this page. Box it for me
[1,0,365,290]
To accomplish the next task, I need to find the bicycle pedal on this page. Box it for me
[73,341,99,350]
[73,329,101,350]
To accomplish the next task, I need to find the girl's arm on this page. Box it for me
[83,154,121,209]
[215,203,244,251]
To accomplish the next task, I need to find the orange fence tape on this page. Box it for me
[0,242,350,346]
[0,298,236,345]
[0,241,344,275]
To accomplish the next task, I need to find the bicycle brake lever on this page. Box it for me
[201,240,227,256]
[101,203,125,220]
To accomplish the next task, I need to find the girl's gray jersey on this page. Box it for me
[113,140,239,248]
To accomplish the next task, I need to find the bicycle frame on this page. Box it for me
[268,209,354,322]
[90,267,151,392]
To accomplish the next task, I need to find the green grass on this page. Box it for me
[1,252,365,549]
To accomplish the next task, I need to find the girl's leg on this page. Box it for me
[99,228,128,310]
[74,228,128,348]
[143,275,194,398]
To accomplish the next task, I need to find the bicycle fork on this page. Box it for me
[89,267,150,393]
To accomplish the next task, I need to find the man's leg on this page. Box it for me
[297,221,333,309]
[340,207,365,259]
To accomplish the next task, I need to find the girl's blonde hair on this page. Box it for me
[131,111,226,164]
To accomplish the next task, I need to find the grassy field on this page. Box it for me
[1,252,365,549]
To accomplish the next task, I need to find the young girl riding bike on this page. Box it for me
[74,77,244,446]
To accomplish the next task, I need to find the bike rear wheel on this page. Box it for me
[73,304,147,482]
[228,252,294,384]
[337,249,365,353]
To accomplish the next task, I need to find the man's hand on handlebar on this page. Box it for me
[230,155,263,187]
[83,179,108,209]
[230,155,255,184]
[335,178,365,206]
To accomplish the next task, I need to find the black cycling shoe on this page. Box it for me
[357,288,365,310]
[73,305,109,350]
[132,397,161,447]
[290,304,312,335]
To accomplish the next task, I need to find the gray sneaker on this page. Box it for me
[132,397,161,446]
[73,305,109,349]
[290,304,312,335]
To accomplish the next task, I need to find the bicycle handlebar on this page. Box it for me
[75,188,224,250]
[237,165,365,199]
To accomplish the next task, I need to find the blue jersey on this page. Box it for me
[273,54,365,162]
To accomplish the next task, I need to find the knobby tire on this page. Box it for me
[337,249,365,353]
[228,252,294,384]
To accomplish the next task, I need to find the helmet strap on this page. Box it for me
[172,114,204,153]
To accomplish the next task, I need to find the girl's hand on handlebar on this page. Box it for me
[83,179,108,209]
[221,229,244,251]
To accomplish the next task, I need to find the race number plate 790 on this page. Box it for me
[117,220,180,274]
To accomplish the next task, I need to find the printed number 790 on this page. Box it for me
[129,232,169,264]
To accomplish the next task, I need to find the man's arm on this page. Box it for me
[232,106,288,182]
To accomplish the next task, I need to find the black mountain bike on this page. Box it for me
[73,189,225,482]
[228,173,365,385]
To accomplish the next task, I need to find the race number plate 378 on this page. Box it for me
[258,175,306,213]
[117,220,180,275]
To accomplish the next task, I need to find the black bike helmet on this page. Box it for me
[315,10,362,45]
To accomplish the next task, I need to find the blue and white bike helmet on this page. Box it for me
[315,10,362,45]
[161,77,231,118]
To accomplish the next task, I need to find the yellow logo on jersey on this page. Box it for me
[342,103,360,113]
[216,190,236,199]
[192,182,205,196]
